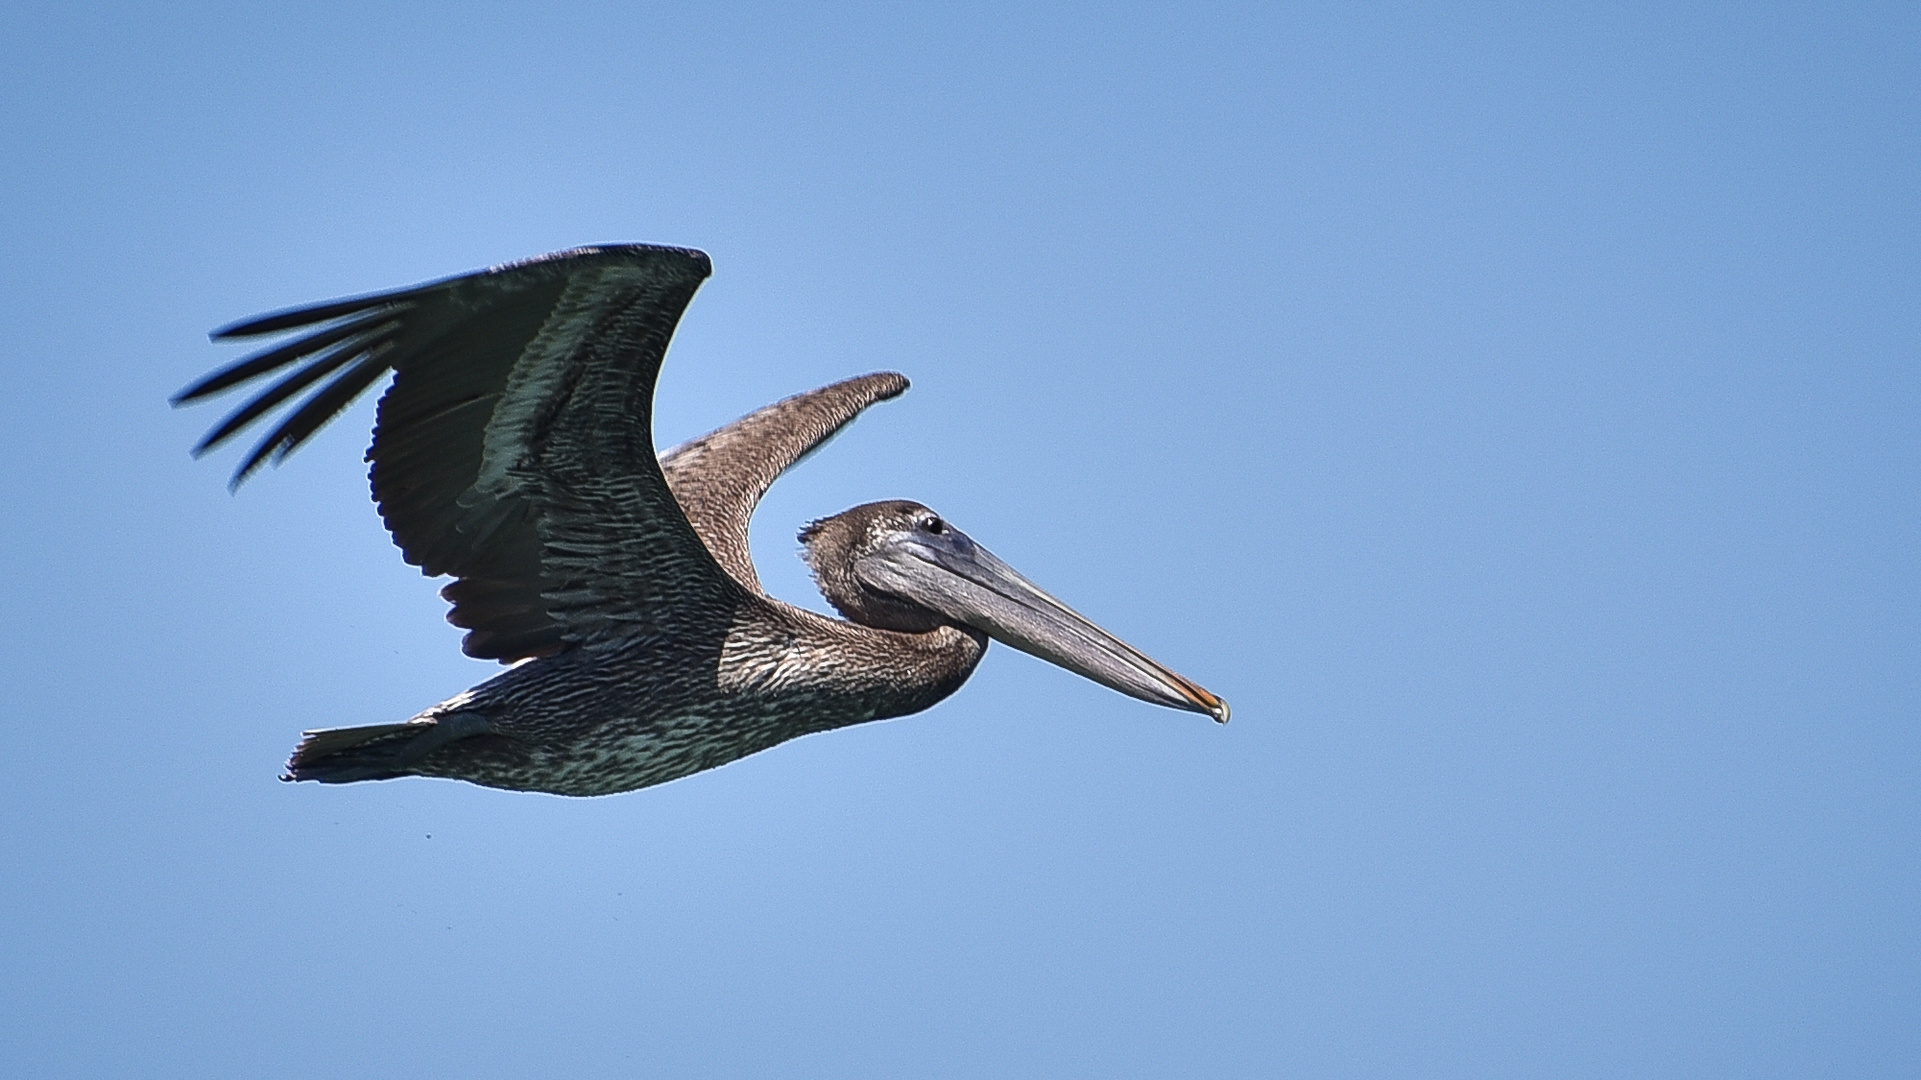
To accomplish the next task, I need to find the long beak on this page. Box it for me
[855,533,1229,723]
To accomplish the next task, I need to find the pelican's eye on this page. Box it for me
[919,515,945,535]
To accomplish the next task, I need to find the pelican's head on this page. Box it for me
[799,500,1228,722]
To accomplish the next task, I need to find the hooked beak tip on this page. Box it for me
[1198,687,1229,722]
[1175,677,1230,724]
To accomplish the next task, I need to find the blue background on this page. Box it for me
[3,2,1915,1076]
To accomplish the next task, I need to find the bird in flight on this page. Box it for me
[177,245,1226,796]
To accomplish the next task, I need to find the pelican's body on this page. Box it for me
[178,245,1225,797]
[340,592,984,797]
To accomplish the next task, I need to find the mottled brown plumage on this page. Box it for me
[177,245,1225,797]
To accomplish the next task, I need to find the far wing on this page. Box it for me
[659,373,909,593]
[177,244,732,662]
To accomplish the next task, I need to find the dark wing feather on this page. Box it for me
[174,308,401,407]
[179,244,728,662]
[187,323,395,456]
[496,274,749,652]
[658,373,909,593]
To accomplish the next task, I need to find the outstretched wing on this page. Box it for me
[659,372,909,593]
[177,244,736,662]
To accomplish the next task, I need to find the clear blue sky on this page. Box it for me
[3,2,1915,1076]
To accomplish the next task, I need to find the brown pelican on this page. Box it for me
[176,244,1227,797]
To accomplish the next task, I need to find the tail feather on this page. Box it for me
[285,715,489,784]
[286,723,425,783]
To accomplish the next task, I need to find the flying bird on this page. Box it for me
[176,244,1227,797]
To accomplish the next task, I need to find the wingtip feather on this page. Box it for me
[210,296,413,340]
